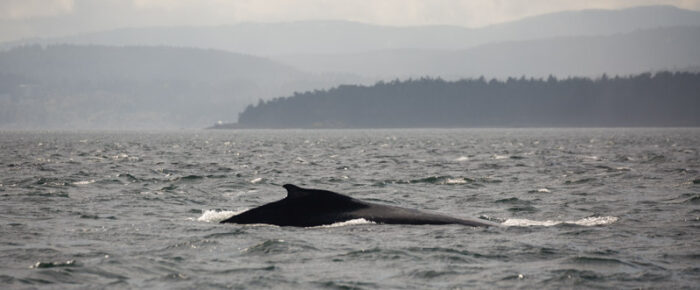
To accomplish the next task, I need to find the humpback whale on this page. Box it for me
[220,184,499,227]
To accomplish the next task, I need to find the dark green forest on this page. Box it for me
[234,72,700,128]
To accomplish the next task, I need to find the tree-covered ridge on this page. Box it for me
[236,72,700,128]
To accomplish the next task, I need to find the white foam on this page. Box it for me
[570,216,619,226]
[196,209,243,222]
[250,177,263,184]
[73,180,95,185]
[112,153,129,160]
[111,153,139,161]
[455,156,469,161]
[536,188,551,193]
[309,218,376,228]
[492,154,509,160]
[502,216,618,227]
[502,219,560,227]
[445,178,467,184]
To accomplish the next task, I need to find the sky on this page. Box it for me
[1,0,700,42]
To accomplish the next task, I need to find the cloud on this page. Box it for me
[0,0,73,20]
[119,0,700,27]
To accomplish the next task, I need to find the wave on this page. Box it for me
[502,216,619,227]
[375,175,498,186]
[72,179,96,185]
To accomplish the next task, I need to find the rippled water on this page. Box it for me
[1,129,698,288]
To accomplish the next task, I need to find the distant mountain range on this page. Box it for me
[0,5,699,129]
[278,26,700,78]
[0,45,363,129]
[0,45,302,82]
[5,5,700,55]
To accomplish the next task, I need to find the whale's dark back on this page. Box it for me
[220,184,498,227]
[220,184,370,227]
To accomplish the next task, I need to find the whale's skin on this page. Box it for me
[220,184,499,227]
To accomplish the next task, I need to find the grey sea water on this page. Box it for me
[0,128,698,289]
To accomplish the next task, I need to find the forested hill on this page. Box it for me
[233,72,700,128]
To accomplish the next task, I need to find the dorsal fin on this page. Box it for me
[282,184,354,201]
[283,184,309,199]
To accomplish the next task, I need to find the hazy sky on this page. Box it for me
[1,0,699,42]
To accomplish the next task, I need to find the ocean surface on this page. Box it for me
[1,128,698,289]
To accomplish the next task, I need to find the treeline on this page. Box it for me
[237,72,700,128]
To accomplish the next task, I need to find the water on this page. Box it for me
[1,128,698,289]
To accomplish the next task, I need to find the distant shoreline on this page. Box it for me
[207,124,700,130]
[224,72,700,129]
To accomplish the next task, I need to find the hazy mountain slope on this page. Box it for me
[473,5,700,44]
[39,22,471,56]
[276,26,700,78]
[4,6,699,56]
[456,26,700,78]
[2,6,698,129]
[0,45,363,129]
[0,45,302,82]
